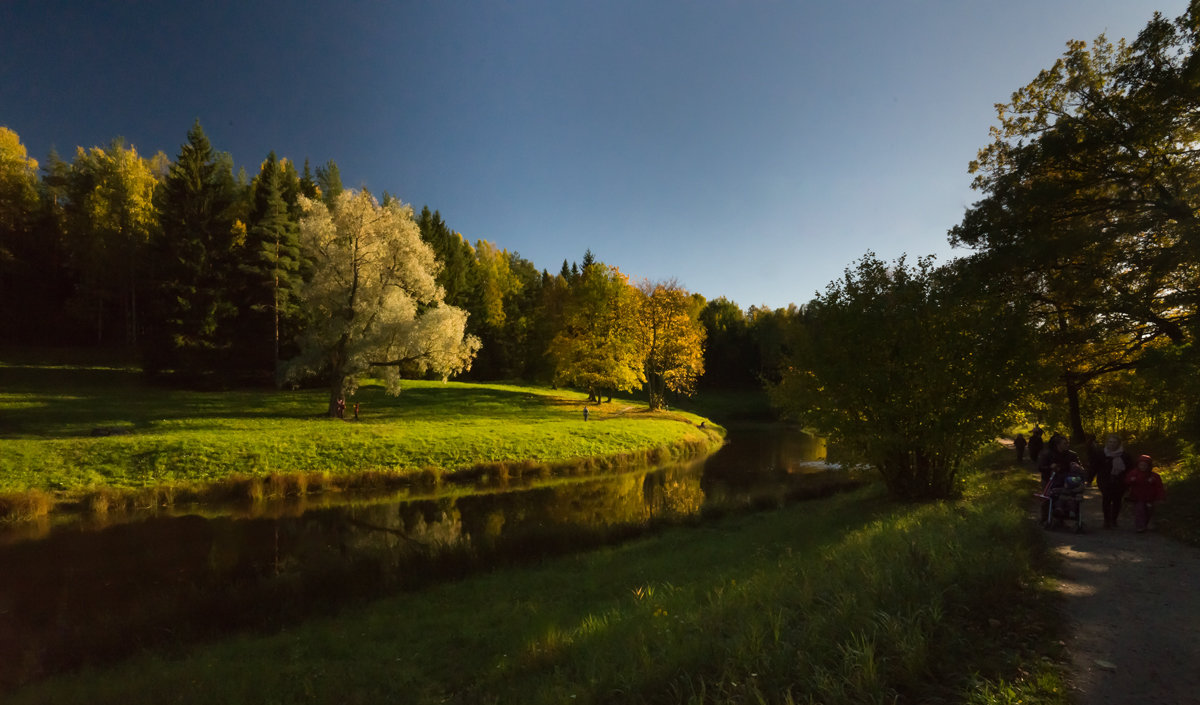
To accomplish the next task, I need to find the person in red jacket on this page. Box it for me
[1125,454,1166,533]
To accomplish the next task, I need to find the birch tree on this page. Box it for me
[287,189,480,415]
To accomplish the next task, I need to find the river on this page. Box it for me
[0,425,863,690]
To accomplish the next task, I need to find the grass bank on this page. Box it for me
[7,462,1069,704]
[0,358,722,520]
[1160,446,1200,547]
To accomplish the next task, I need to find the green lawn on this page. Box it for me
[6,463,1068,705]
[0,357,722,515]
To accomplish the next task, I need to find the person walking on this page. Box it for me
[1014,434,1028,463]
[1038,433,1076,486]
[1084,434,1104,486]
[1027,425,1045,470]
[1097,434,1132,528]
[1125,454,1165,533]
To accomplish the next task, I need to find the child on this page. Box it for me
[1124,454,1165,533]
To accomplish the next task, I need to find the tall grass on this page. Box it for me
[8,467,1068,704]
[1159,445,1200,546]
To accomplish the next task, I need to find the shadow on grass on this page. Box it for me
[0,363,573,439]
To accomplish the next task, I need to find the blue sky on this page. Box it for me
[1,1,1187,309]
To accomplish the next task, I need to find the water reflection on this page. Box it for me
[0,426,859,690]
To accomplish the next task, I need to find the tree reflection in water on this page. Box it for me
[0,426,860,690]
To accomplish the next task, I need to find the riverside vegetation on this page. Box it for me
[6,455,1070,705]
[0,354,722,521]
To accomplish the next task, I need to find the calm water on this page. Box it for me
[0,426,859,689]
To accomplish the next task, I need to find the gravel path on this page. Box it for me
[1039,484,1200,705]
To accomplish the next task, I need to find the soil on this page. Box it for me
[1037,481,1200,705]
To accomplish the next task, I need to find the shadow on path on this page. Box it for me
[1040,485,1200,705]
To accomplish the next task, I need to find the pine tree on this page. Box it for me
[315,160,343,206]
[239,152,302,384]
[145,120,239,381]
[416,206,474,308]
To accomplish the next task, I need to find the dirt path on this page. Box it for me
[1039,483,1200,705]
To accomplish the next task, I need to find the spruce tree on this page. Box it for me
[239,152,302,385]
[416,206,474,308]
[145,120,239,381]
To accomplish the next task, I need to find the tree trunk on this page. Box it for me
[1065,379,1086,442]
[328,384,343,418]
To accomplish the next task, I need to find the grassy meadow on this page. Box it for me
[6,458,1068,705]
[0,353,722,518]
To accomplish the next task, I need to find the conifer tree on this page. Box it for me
[315,160,343,206]
[145,120,240,380]
[240,151,302,384]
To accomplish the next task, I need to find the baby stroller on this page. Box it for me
[1036,463,1086,532]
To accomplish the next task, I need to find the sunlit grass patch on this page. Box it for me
[0,358,723,518]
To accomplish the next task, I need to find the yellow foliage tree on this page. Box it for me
[62,139,165,344]
[549,263,645,400]
[636,281,706,410]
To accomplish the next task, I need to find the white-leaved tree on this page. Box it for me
[286,189,481,416]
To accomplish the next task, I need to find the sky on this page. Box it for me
[1,1,1190,310]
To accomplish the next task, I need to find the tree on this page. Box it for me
[0,127,44,334]
[635,280,706,409]
[59,139,163,346]
[950,4,1200,437]
[0,126,40,249]
[416,207,474,308]
[549,262,645,400]
[770,254,1033,499]
[461,239,528,378]
[315,160,343,206]
[285,189,480,416]
[239,152,303,384]
[145,120,241,380]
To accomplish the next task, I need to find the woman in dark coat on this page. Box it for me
[1027,426,1045,470]
[1096,433,1133,528]
[1038,434,1077,486]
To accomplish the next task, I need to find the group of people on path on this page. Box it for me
[1015,425,1165,532]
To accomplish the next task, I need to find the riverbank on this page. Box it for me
[6,461,1069,704]
[0,357,723,520]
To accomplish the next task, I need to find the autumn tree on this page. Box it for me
[0,127,40,253]
[549,261,645,401]
[0,127,45,335]
[58,139,164,346]
[635,280,706,409]
[285,189,480,416]
[770,254,1033,499]
[950,3,1200,437]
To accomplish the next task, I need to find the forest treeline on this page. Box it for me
[0,121,792,414]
